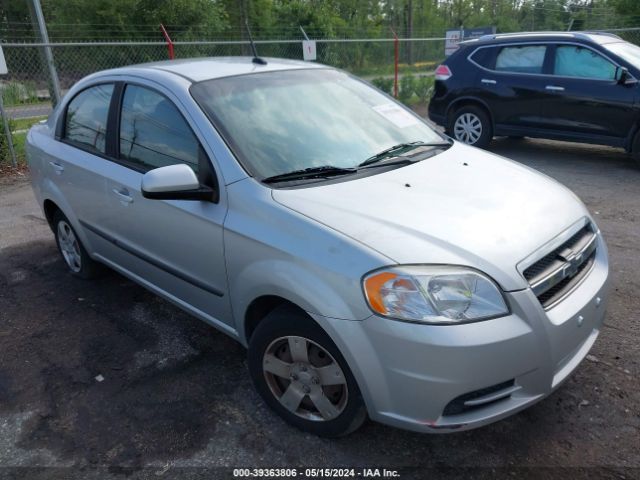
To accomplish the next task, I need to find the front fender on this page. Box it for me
[230,259,368,345]
[224,179,395,345]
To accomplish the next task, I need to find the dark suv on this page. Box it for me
[428,32,640,160]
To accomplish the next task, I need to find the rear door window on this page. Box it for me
[64,83,114,154]
[554,45,617,80]
[495,45,547,74]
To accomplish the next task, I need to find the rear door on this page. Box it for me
[537,43,636,142]
[52,83,115,255]
[472,43,550,131]
[94,81,233,330]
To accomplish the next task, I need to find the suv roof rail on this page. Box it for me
[472,31,622,43]
[474,32,574,42]
[574,31,622,40]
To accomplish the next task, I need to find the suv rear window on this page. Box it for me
[496,45,546,74]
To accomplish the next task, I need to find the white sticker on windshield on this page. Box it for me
[372,103,419,128]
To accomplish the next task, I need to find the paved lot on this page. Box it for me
[0,138,639,479]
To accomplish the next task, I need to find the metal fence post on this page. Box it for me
[31,0,61,105]
[391,28,399,98]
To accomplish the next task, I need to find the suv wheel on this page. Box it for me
[450,105,493,148]
[53,210,100,279]
[248,306,367,437]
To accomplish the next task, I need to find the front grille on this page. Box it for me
[523,224,597,309]
[537,251,596,308]
[443,380,515,416]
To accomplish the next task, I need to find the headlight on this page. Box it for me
[362,266,509,324]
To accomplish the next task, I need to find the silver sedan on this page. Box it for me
[26,57,609,436]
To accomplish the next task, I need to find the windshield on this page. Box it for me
[190,69,444,180]
[604,41,640,70]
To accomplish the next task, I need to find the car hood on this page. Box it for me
[272,143,589,291]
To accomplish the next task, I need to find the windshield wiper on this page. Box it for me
[358,140,452,167]
[262,141,452,184]
[262,165,357,184]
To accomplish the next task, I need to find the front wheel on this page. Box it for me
[248,306,367,437]
[450,105,493,149]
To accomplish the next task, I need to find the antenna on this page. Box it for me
[245,20,267,65]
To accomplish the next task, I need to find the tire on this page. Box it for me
[449,105,493,149]
[248,306,367,437]
[52,210,100,279]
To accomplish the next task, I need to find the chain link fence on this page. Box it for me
[0,36,445,167]
[2,28,640,168]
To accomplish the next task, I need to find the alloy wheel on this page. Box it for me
[57,220,82,273]
[454,112,483,145]
[262,335,348,422]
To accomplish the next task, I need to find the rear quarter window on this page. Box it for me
[469,47,496,69]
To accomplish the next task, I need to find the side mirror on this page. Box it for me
[141,164,214,201]
[615,66,637,85]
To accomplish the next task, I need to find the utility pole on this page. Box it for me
[29,0,61,105]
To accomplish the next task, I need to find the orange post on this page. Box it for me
[160,23,175,60]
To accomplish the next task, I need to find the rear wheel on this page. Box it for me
[53,210,100,279]
[248,306,367,437]
[450,105,493,149]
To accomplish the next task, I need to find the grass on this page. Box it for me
[2,81,38,106]
[1,122,31,173]
[12,116,47,132]
[13,132,26,160]
[354,60,439,77]
[0,131,28,176]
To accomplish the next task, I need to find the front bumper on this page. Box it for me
[312,236,609,433]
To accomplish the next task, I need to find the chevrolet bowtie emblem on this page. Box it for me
[562,252,584,279]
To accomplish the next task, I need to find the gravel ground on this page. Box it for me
[0,138,638,479]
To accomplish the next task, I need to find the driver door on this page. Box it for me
[537,44,637,140]
[96,82,233,329]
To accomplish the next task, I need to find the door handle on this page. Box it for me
[49,161,64,174]
[545,85,565,92]
[112,188,133,204]
[481,78,497,85]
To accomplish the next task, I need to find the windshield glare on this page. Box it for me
[605,41,640,70]
[191,69,443,179]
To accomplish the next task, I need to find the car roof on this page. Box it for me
[460,31,624,47]
[105,56,327,83]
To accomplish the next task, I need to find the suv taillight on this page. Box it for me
[434,64,452,81]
